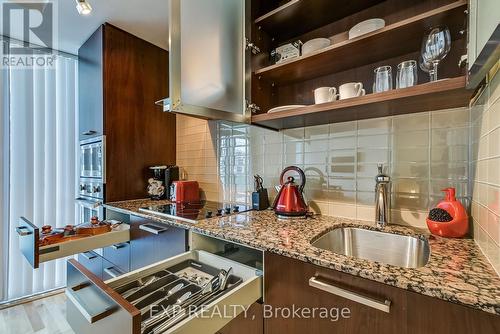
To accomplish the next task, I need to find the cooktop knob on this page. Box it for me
[205,211,213,218]
[225,207,231,214]
[216,209,223,216]
[233,205,240,213]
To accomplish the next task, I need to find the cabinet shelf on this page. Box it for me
[254,0,385,41]
[254,1,467,85]
[251,76,471,130]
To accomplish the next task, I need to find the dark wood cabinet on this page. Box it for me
[264,252,500,334]
[129,215,187,271]
[78,23,176,202]
[217,302,264,334]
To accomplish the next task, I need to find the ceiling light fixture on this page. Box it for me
[75,0,92,15]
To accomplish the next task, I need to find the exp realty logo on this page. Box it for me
[2,1,58,68]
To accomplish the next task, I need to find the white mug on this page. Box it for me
[314,87,338,104]
[339,82,366,100]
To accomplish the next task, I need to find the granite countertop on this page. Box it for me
[105,199,500,315]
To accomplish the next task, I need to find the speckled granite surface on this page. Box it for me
[105,199,500,315]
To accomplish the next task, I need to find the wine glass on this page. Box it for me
[420,26,451,82]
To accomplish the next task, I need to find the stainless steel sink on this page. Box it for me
[311,227,430,268]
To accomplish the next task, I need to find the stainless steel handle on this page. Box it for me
[111,243,127,250]
[81,251,97,260]
[75,198,102,209]
[309,276,391,313]
[139,223,169,235]
[104,266,123,279]
[16,226,32,236]
[81,130,97,136]
[65,287,115,323]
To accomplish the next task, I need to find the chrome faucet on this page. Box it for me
[375,163,391,228]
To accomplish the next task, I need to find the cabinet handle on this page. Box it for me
[16,226,32,236]
[104,266,123,278]
[111,243,127,250]
[139,223,169,235]
[81,130,98,136]
[81,251,97,260]
[309,276,391,313]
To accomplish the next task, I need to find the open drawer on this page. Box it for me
[65,250,263,334]
[18,217,130,269]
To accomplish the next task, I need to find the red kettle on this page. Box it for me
[272,166,308,218]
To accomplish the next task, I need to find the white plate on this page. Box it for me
[348,18,385,40]
[302,38,331,56]
[268,105,306,113]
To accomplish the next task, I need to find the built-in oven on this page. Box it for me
[80,136,105,180]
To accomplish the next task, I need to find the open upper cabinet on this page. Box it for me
[162,0,479,130]
[159,0,250,123]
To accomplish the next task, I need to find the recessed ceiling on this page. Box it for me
[0,0,169,54]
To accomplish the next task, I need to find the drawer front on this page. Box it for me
[66,250,262,334]
[103,242,130,272]
[17,217,39,268]
[130,215,187,270]
[17,216,130,269]
[78,251,103,279]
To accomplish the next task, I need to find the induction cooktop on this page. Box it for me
[138,201,250,223]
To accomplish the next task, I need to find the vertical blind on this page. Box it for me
[1,42,78,301]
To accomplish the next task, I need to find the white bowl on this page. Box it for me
[302,38,331,56]
[348,18,385,40]
[268,105,306,113]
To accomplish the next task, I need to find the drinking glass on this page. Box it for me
[396,60,418,89]
[373,66,392,93]
[420,26,451,82]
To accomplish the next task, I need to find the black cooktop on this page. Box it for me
[138,201,250,223]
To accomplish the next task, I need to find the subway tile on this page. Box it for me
[392,209,428,229]
[431,127,469,146]
[356,205,374,222]
[429,180,468,198]
[357,163,386,178]
[393,130,429,148]
[284,153,304,165]
[487,186,500,216]
[284,141,304,155]
[328,177,356,192]
[392,162,429,179]
[327,191,356,204]
[304,139,329,153]
[330,136,356,150]
[430,162,468,181]
[490,70,500,106]
[431,107,469,129]
[488,158,500,186]
[357,117,391,135]
[487,210,500,245]
[357,148,390,164]
[305,124,329,140]
[304,152,329,165]
[330,164,356,178]
[330,149,356,164]
[393,178,429,195]
[489,98,500,130]
[393,112,429,132]
[283,127,305,141]
[357,134,390,148]
[356,191,375,206]
[330,121,356,137]
[488,128,500,157]
[330,203,357,219]
[394,147,428,163]
[431,145,468,162]
[393,192,429,211]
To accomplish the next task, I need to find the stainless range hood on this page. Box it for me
[157,0,251,123]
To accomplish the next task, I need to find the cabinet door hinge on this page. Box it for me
[245,38,261,55]
[246,100,261,114]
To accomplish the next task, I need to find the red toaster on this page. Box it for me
[170,181,200,203]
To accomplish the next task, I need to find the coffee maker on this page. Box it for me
[147,165,179,200]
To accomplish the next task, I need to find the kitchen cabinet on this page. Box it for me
[163,0,250,123]
[249,0,472,130]
[103,241,130,273]
[77,251,103,279]
[78,23,176,202]
[467,0,500,88]
[65,235,263,333]
[129,215,187,271]
[264,252,500,334]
